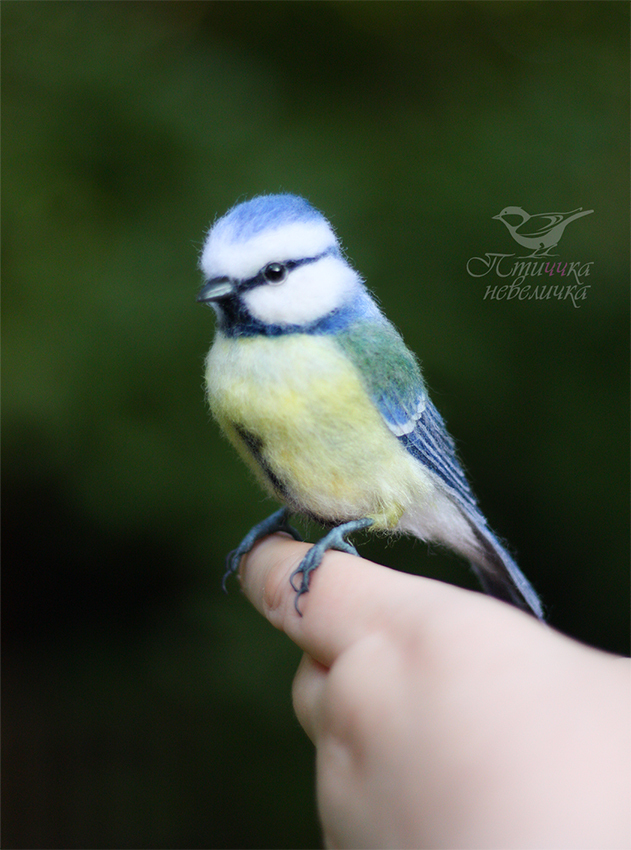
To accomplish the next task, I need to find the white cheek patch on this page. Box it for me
[201,219,336,282]
[244,256,359,326]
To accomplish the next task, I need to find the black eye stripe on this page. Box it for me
[237,247,340,293]
[259,250,331,280]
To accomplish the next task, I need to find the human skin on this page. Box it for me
[239,535,630,850]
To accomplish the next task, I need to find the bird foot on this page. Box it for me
[223,507,302,591]
[289,518,374,615]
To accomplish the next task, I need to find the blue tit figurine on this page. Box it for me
[198,194,543,619]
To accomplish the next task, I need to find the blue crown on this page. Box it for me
[218,194,325,243]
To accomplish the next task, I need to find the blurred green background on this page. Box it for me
[3,2,629,847]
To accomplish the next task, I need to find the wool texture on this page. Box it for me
[199,193,544,619]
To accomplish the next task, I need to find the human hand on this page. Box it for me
[240,536,630,849]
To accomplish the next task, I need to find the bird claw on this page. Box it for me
[222,507,302,591]
[288,517,374,615]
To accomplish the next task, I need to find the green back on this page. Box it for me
[335,317,426,416]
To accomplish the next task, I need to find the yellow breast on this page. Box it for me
[204,333,435,528]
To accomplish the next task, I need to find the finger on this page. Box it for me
[239,533,454,667]
[292,652,328,743]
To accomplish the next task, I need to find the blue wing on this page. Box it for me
[334,315,476,510]
[377,375,544,619]
[380,383,544,618]
[334,315,544,619]
[379,383,478,513]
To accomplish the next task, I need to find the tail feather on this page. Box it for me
[467,517,544,620]
[398,489,544,619]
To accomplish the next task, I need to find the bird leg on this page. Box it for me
[223,507,303,591]
[289,518,374,614]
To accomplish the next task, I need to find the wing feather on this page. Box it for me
[334,315,543,619]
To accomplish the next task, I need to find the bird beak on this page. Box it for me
[491,214,502,220]
[197,277,236,303]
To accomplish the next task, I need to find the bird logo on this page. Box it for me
[492,207,593,257]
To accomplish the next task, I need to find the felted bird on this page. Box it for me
[492,206,593,257]
[198,194,543,619]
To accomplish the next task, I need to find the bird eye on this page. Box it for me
[263,262,287,284]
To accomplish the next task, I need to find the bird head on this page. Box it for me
[198,194,363,330]
[492,206,528,225]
